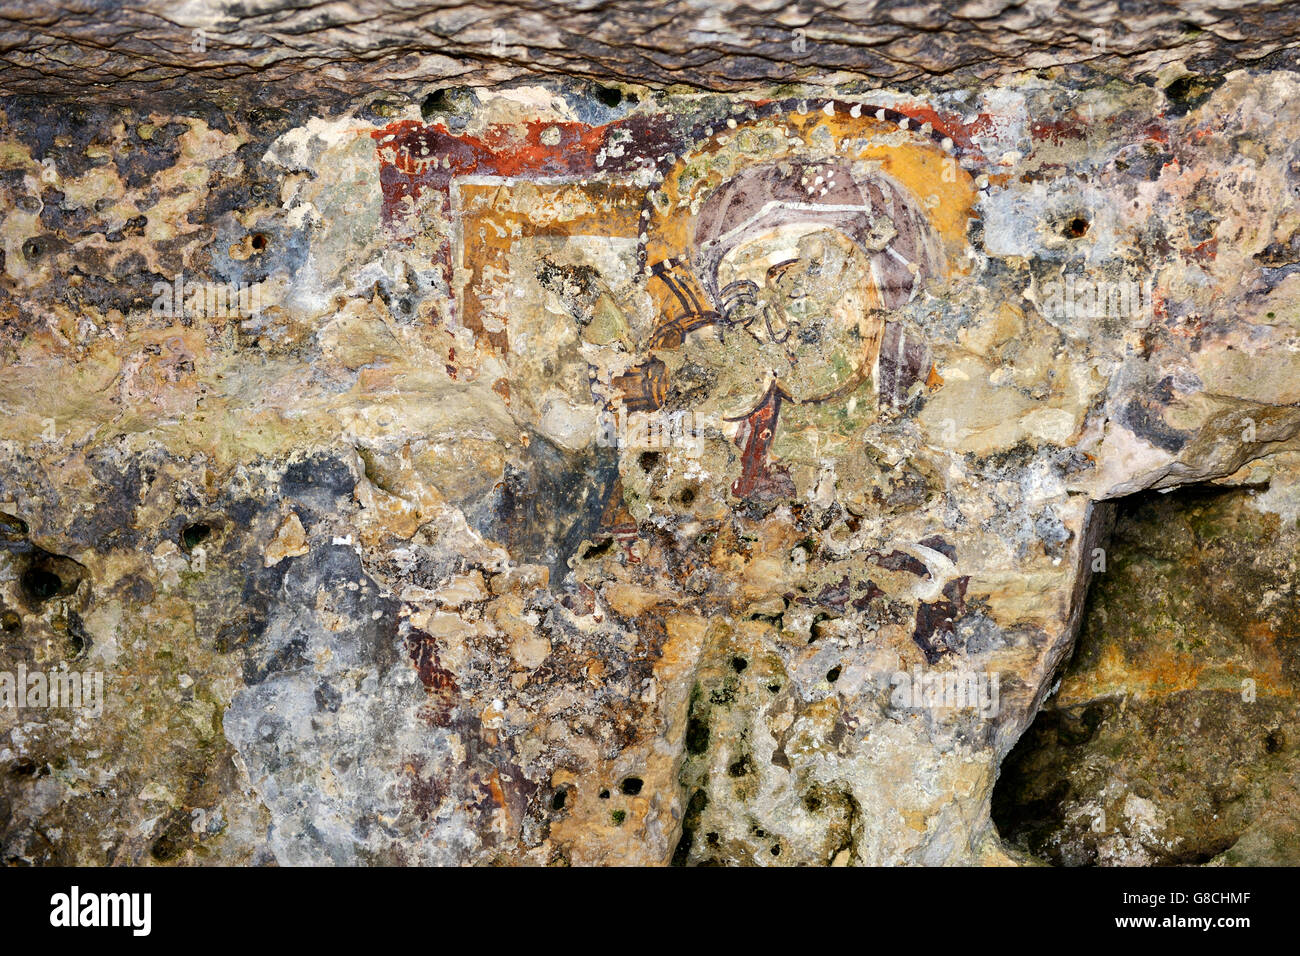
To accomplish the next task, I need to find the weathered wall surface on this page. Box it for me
[996,474,1300,866]
[5,1,1300,99]
[2,51,1300,864]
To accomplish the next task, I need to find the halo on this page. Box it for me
[636,98,981,350]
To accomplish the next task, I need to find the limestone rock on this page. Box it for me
[1,18,1299,866]
[2,2,1300,102]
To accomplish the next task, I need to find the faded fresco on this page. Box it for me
[2,69,1300,867]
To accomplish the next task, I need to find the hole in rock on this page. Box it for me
[64,611,92,660]
[669,789,708,866]
[181,521,212,550]
[580,537,612,560]
[1064,216,1090,239]
[993,483,1300,866]
[1162,73,1224,115]
[0,512,28,538]
[17,549,86,607]
[620,776,643,795]
[421,88,452,119]
[20,567,60,602]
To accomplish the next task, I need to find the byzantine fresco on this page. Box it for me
[372,98,975,545]
[363,98,1011,861]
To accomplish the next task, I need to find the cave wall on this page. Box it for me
[995,476,1300,866]
[3,19,1300,865]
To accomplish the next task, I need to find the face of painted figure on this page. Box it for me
[715,226,887,407]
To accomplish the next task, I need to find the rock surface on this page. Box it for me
[3,2,1300,101]
[995,471,1300,866]
[1,12,1300,865]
